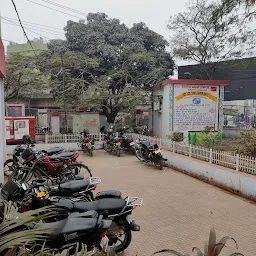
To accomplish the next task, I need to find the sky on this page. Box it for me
[0,0,188,69]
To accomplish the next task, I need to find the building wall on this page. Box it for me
[153,84,170,138]
[178,57,256,101]
[7,38,48,56]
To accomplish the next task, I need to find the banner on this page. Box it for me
[173,84,219,131]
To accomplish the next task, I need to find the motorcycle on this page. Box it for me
[3,209,112,253]
[118,127,136,154]
[135,139,167,170]
[2,178,142,254]
[18,189,142,253]
[103,130,121,157]
[8,147,92,184]
[79,130,95,157]
[4,144,64,174]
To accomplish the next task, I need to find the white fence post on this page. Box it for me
[189,144,192,157]
[64,134,67,143]
[99,133,102,142]
[173,142,175,153]
[209,148,213,164]
[45,134,48,144]
[159,138,162,148]
[236,154,240,171]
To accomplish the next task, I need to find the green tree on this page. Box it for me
[62,13,174,123]
[4,54,49,101]
[168,0,255,79]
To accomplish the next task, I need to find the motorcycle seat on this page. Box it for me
[50,152,76,161]
[35,217,98,239]
[46,147,63,156]
[58,180,89,193]
[95,190,122,200]
[73,198,126,215]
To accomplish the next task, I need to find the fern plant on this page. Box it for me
[152,228,243,256]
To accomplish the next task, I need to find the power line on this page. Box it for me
[25,0,83,19]
[2,20,64,36]
[2,18,51,40]
[10,0,37,56]
[2,16,63,31]
[40,0,87,17]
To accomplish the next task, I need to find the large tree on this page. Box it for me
[62,13,174,123]
[168,0,255,79]
[4,54,49,101]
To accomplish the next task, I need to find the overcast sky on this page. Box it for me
[0,0,188,68]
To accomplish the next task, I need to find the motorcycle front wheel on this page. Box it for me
[135,149,145,162]
[107,220,132,253]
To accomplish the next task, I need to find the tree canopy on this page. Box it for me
[5,54,49,101]
[41,13,174,123]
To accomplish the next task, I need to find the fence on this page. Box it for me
[127,133,256,175]
[45,133,256,175]
[45,133,104,144]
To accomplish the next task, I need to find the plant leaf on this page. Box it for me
[214,236,237,256]
[204,241,209,255]
[192,247,203,256]
[208,227,216,251]
[208,243,223,256]
[152,249,185,256]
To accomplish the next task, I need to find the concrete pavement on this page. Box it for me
[79,150,256,255]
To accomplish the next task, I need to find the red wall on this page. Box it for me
[0,39,6,78]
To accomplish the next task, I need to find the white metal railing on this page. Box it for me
[45,133,105,144]
[127,133,256,176]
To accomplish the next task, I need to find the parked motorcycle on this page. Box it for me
[118,127,136,154]
[2,178,142,253]
[4,144,64,174]
[103,126,121,157]
[1,176,123,206]
[8,147,92,184]
[135,139,167,170]
[19,191,142,253]
[3,209,112,253]
[79,129,95,156]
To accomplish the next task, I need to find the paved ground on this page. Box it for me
[79,150,256,256]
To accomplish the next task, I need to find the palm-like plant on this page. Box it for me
[0,198,55,252]
[0,199,115,256]
[152,228,243,256]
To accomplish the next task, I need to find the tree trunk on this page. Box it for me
[102,106,119,124]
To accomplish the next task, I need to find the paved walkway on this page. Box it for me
[79,150,256,255]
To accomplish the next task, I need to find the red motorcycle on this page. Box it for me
[11,147,92,184]
[79,130,95,157]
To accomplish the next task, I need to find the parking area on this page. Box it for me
[79,150,256,255]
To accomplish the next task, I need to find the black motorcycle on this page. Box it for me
[135,139,167,170]
[118,127,136,154]
[3,210,112,253]
[13,183,142,253]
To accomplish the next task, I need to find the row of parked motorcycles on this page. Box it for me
[103,126,167,170]
[2,135,143,254]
